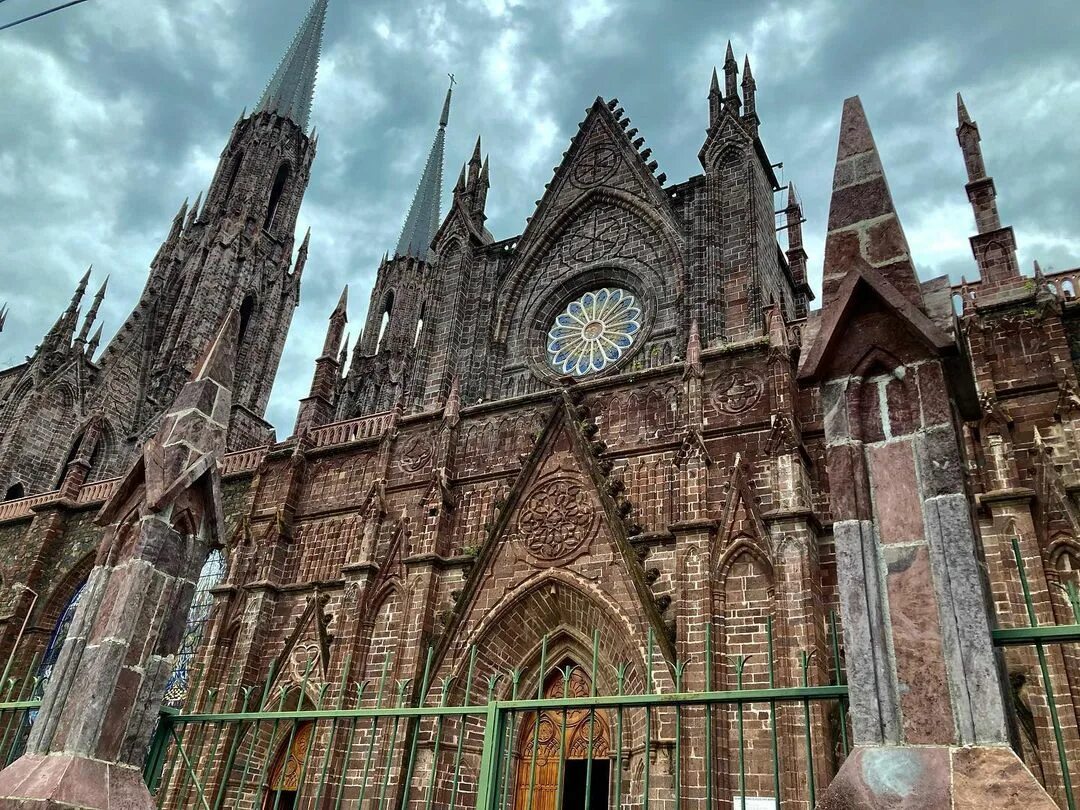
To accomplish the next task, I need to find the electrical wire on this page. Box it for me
[0,0,91,32]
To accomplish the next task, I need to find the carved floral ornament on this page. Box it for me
[516,475,600,564]
[710,368,765,414]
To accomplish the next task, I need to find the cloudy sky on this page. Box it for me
[1,0,1077,432]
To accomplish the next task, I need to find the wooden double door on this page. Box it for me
[513,667,612,810]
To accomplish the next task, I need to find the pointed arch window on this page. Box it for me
[238,294,257,344]
[414,303,426,348]
[375,292,394,354]
[35,581,86,695]
[3,483,24,501]
[264,162,292,232]
[162,548,227,708]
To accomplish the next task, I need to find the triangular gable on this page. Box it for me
[431,393,676,672]
[798,265,954,382]
[513,97,674,264]
[368,510,411,597]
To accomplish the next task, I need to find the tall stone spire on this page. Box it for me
[394,78,453,260]
[255,0,329,130]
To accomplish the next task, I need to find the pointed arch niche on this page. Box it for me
[512,665,613,810]
[714,537,778,808]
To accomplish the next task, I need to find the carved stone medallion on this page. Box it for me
[516,475,599,562]
[399,433,434,473]
[711,369,765,414]
[571,144,620,188]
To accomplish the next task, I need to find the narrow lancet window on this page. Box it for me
[263,162,291,232]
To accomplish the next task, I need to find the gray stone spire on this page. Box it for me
[255,0,328,131]
[394,79,454,260]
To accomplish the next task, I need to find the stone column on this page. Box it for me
[0,313,238,809]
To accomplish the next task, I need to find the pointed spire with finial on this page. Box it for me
[169,198,188,241]
[723,41,740,110]
[394,75,454,261]
[741,54,757,129]
[821,97,921,306]
[45,267,92,350]
[955,92,1002,236]
[475,155,490,217]
[708,66,722,127]
[467,135,483,188]
[185,192,202,231]
[77,276,108,343]
[86,324,103,358]
[255,0,329,131]
[293,227,312,283]
[337,332,350,369]
[322,284,348,356]
[956,92,971,126]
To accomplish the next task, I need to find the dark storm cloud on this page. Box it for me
[1,0,1077,431]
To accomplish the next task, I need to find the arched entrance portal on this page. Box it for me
[513,666,612,810]
[263,721,313,810]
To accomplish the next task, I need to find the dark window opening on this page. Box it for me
[238,294,256,344]
[561,759,610,810]
[223,151,245,202]
[263,162,291,232]
[4,483,24,501]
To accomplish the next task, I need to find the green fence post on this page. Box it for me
[475,699,504,810]
[144,708,176,792]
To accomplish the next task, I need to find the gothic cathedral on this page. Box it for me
[0,2,1078,809]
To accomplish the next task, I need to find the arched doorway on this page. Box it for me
[513,666,612,810]
[264,721,313,810]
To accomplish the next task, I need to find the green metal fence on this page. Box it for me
[145,621,849,809]
[992,538,1080,810]
[0,650,41,767]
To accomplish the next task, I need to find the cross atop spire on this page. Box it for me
[255,0,329,131]
[394,78,454,261]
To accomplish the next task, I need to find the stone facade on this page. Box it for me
[0,8,1077,808]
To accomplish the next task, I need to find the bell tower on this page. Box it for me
[95,0,329,450]
[337,81,454,418]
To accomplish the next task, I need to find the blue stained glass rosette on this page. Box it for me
[547,288,641,376]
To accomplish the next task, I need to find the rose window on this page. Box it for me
[546,288,642,376]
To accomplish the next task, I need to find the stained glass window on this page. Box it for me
[162,548,227,708]
[33,578,85,695]
[29,580,86,713]
[547,288,642,377]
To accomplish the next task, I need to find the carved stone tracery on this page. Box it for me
[516,474,599,562]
